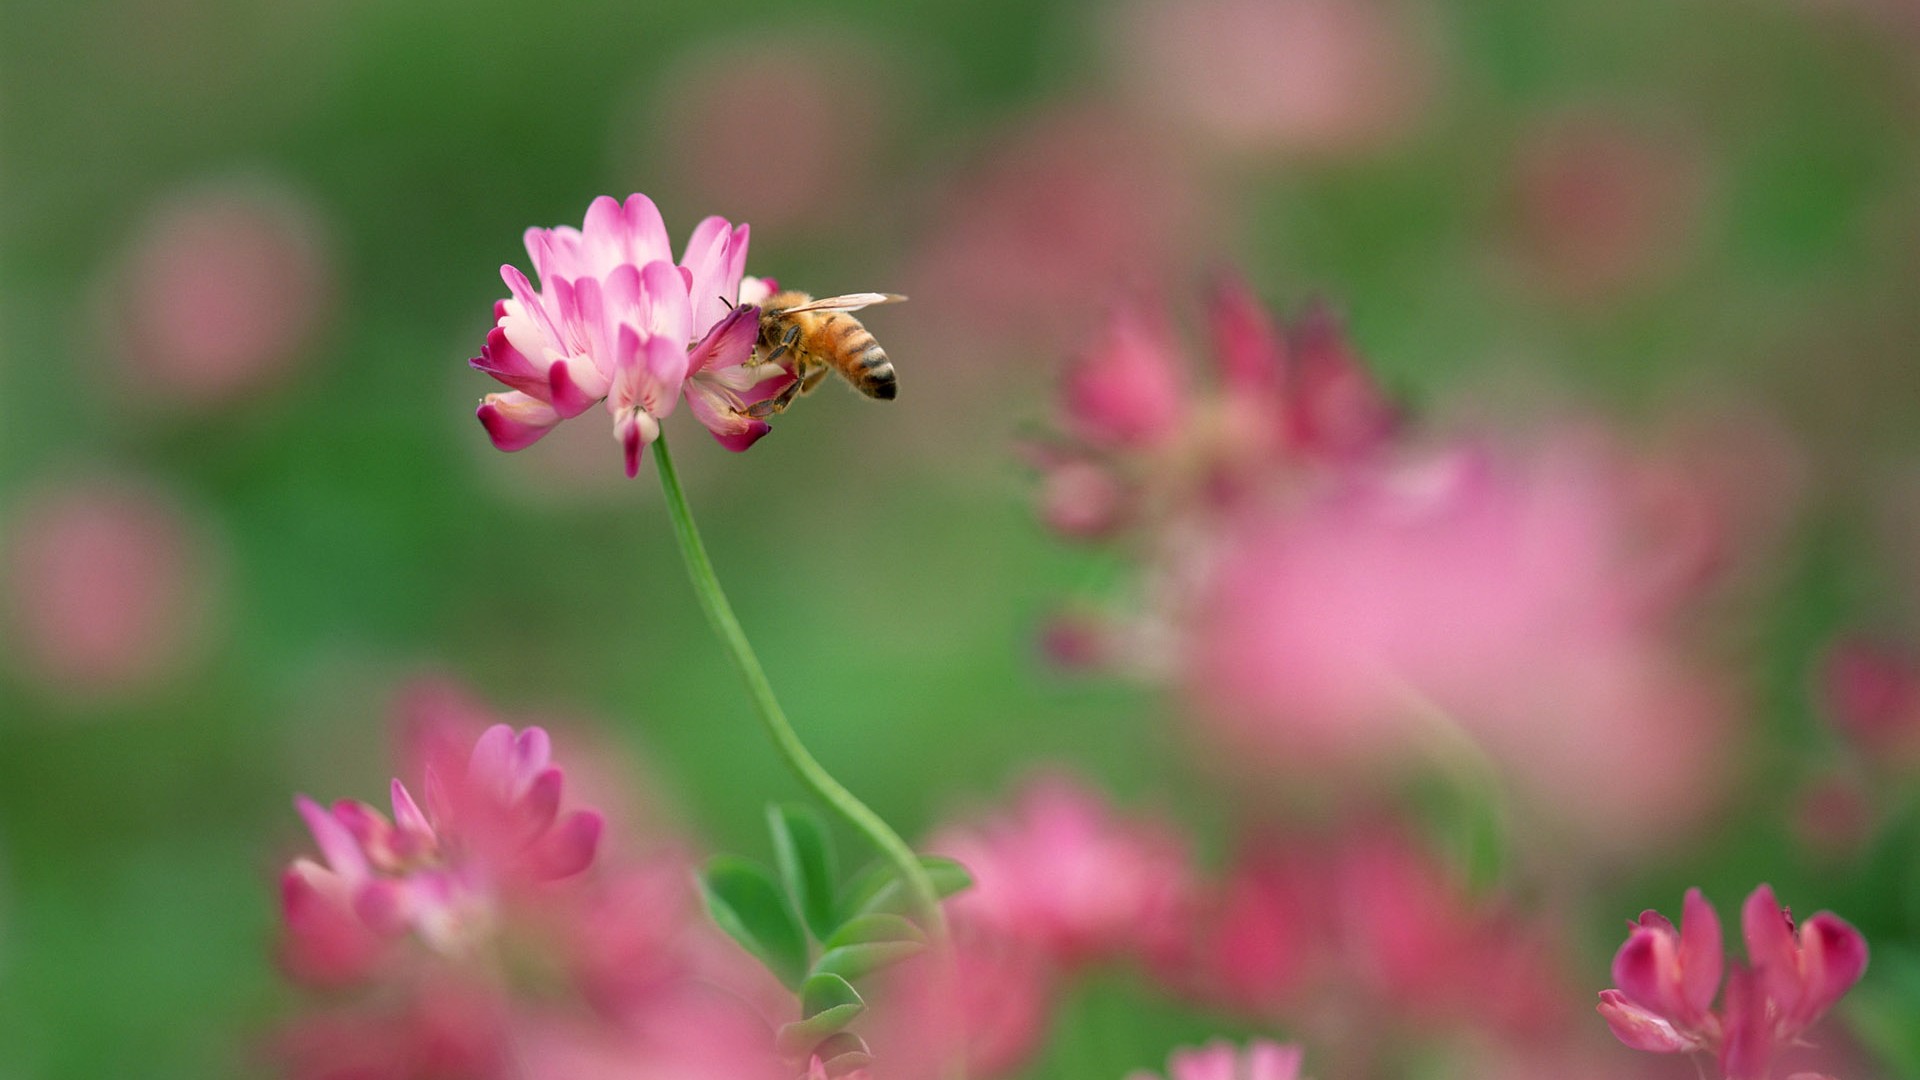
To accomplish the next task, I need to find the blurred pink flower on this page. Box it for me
[1599,886,1867,1080]
[272,978,512,1080]
[1166,822,1576,1045]
[1034,282,1397,541]
[513,992,787,1080]
[2,474,222,702]
[1330,826,1570,1036]
[273,681,769,1077]
[1820,637,1920,765]
[98,180,334,409]
[1114,0,1438,159]
[1791,773,1876,861]
[864,928,1057,1080]
[1059,302,1189,451]
[1506,113,1709,301]
[1168,839,1317,1015]
[471,195,791,473]
[928,773,1195,968]
[1128,1039,1307,1080]
[283,722,603,972]
[1183,436,1737,839]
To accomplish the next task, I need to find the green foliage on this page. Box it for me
[770,804,842,944]
[837,854,975,923]
[697,855,809,991]
[775,974,867,1058]
[698,804,972,1070]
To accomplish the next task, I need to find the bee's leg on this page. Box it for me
[763,324,805,368]
[747,377,806,419]
[799,368,830,396]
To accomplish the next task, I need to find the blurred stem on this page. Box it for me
[649,434,952,948]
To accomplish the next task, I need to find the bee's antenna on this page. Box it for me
[719,295,735,311]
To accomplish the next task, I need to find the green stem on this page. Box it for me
[650,435,950,948]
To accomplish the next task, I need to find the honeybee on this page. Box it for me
[746,291,907,418]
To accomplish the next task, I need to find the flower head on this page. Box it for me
[1599,885,1867,1079]
[282,722,604,974]
[471,195,792,473]
[928,773,1194,967]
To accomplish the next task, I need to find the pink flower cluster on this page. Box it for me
[1033,277,1395,543]
[1034,277,1757,845]
[874,773,1580,1077]
[1598,886,1867,1080]
[471,194,793,475]
[274,681,786,1080]
[1169,823,1571,1044]
[855,775,1197,1078]
[284,722,603,975]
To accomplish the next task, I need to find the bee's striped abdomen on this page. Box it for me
[815,314,898,401]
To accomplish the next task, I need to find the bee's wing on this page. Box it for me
[774,292,907,314]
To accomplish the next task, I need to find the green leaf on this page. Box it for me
[825,912,927,951]
[698,856,809,990]
[775,973,866,1058]
[813,939,927,982]
[813,1032,874,1076]
[768,804,840,943]
[838,855,974,922]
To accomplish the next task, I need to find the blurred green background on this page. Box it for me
[3,0,1919,1076]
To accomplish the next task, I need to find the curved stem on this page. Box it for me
[650,435,950,948]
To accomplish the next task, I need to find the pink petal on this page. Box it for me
[1792,911,1868,1029]
[683,378,774,452]
[1678,887,1725,1020]
[567,274,611,366]
[530,810,602,880]
[388,780,435,859]
[622,193,670,265]
[477,393,560,452]
[1208,272,1287,396]
[500,264,563,345]
[679,216,748,335]
[1165,1042,1238,1080]
[279,863,383,987]
[1062,304,1186,449]
[614,407,658,478]
[296,795,369,881]
[1596,989,1695,1052]
[547,358,605,418]
[636,259,693,346]
[1719,965,1777,1080]
[353,879,410,936]
[638,333,689,417]
[517,767,563,845]
[467,724,517,802]
[712,416,773,453]
[423,764,454,832]
[511,726,552,785]
[686,303,760,376]
[328,800,393,857]
[1612,924,1685,1023]
[1242,1040,1305,1080]
[469,327,548,399]
[581,195,628,273]
[1742,884,1804,1018]
[1286,300,1397,460]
